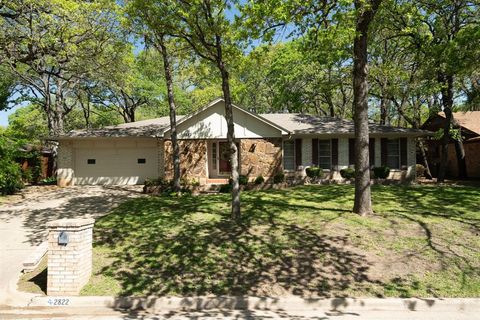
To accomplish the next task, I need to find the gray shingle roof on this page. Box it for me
[259,113,429,135]
[60,116,184,138]
[57,106,428,139]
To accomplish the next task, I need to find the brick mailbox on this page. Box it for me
[46,218,95,296]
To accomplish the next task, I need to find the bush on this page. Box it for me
[340,168,356,179]
[416,164,426,178]
[219,183,232,193]
[0,159,24,195]
[254,175,264,185]
[144,177,170,187]
[39,176,57,185]
[273,172,285,184]
[239,175,249,186]
[306,166,323,179]
[373,166,390,179]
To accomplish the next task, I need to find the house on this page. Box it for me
[422,111,480,179]
[54,98,427,186]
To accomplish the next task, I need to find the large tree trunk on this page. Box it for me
[454,127,467,179]
[437,74,454,182]
[418,140,432,179]
[216,40,240,220]
[352,0,382,216]
[380,94,388,125]
[157,35,181,193]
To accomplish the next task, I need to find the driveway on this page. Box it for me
[0,185,144,306]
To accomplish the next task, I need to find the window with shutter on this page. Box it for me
[318,140,331,170]
[283,140,295,170]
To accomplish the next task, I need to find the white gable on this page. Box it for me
[165,100,285,139]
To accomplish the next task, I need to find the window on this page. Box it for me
[283,140,295,170]
[212,142,217,170]
[87,159,96,165]
[386,139,400,169]
[137,158,146,164]
[318,140,331,170]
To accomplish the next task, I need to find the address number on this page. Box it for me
[47,298,70,306]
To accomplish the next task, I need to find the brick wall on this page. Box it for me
[57,142,74,187]
[47,218,94,296]
[447,140,480,178]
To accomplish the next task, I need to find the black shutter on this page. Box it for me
[331,138,338,168]
[400,137,408,168]
[381,138,388,166]
[369,138,375,167]
[295,139,302,168]
[312,139,319,166]
[348,138,355,166]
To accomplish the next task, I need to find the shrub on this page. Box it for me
[39,176,57,185]
[21,168,33,183]
[373,166,390,179]
[340,168,356,179]
[144,177,169,187]
[305,166,323,179]
[239,175,249,186]
[273,172,285,184]
[219,183,232,193]
[416,164,426,178]
[0,159,24,195]
[254,175,264,185]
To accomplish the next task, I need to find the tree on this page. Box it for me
[242,0,382,215]
[387,0,480,181]
[351,0,382,215]
[0,0,126,135]
[130,0,244,218]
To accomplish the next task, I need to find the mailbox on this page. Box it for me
[58,231,69,245]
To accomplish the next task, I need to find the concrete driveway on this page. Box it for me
[0,185,143,306]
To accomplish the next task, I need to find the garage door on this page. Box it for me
[74,146,158,185]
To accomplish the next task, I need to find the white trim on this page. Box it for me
[163,98,290,136]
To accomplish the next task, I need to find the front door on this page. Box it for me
[219,142,231,174]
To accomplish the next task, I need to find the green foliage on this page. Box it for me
[144,177,170,187]
[254,176,265,185]
[273,172,285,184]
[219,184,232,193]
[305,166,323,179]
[373,166,391,179]
[239,175,249,186]
[0,137,24,194]
[38,176,57,185]
[340,168,356,179]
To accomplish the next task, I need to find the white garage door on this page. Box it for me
[74,145,158,185]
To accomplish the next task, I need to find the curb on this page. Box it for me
[27,296,480,313]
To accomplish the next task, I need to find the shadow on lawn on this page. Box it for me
[94,184,480,298]
[94,186,378,297]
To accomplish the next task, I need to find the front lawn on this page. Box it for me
[81,185,480,298]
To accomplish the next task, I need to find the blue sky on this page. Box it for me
[0,106,17,127]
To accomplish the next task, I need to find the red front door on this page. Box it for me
[219,142,231,174]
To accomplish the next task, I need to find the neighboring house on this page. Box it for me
[422,111,480,179]
[54,98,427,186]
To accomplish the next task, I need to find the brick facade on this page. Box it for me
[46,218,94,296]
[239,138,282,180]
[57,142,74,187]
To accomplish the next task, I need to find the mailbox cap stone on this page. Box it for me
[47,218,95,228]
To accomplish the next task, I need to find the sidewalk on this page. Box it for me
[1,296,479,319]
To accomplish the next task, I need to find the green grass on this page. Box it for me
[80,185,480,298]
[18,256,47,295]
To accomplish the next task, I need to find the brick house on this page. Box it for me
[54,98,427,186]
[422,111,480,179]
